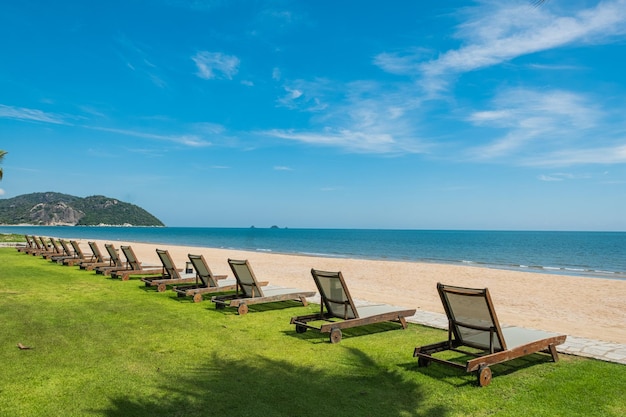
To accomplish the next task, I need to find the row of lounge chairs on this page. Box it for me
[17,235,567,387]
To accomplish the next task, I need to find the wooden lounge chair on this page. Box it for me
[52,239,74,259]
[41,238,67,260]
[30,236,54,257]
[21,235,40,255]
[63,241,93,266]
[16,235,35,253]
[141,249,198,292]
[79,241,112,270]
[413,283,567,387]
[19,235,42,255]
[290,269,415,343]
[109,245,163,280]
[50,239,77,263]
[211,259,315,315]
[94,244,128,275]
[172,254,239,303]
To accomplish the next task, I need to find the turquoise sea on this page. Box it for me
[1,226,625,280]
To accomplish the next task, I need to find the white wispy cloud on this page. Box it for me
[538,174,564,181]
[528,144,626,166]
[0,103,227,150]
[269,78,430,154]
[273,166,292,171]
[267,127,414,154]
[375,0,626,94]
[0,104,68,125]
[114,35,168,89]
[78,105,108,119]
[124,147,166,158]
[372,47,431,75]
[264,1,625,159]
[526,63,585,71]
[191,122,226,135]
[538,172,590,181]
[192,51,240,80]
[276,78,331,111]
[467,88,602,160]
[464,86,626,167]
[90,126,212,147]
[469,88,601,129]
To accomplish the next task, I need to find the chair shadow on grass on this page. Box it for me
[284,320,412,344]
[210,299,309,314]
[100,348,450,417]
[137,284,158,292]
[401,350,559,387]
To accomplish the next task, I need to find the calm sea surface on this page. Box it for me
[2,226,625,280]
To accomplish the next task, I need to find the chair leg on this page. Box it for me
[548,344,559,362]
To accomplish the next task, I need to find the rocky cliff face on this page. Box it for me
[29,201,85,226]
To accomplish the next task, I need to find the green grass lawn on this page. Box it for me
[0,233,26,243]
[1,248,624,417]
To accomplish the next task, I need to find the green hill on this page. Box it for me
[0,192,164,226]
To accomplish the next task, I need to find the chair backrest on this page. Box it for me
[88,241,105,262]
[105,244,123,267]
[51,238,65,254]
[120,246,142,270]
[188,254,219,288]
[227,259,265,298]
[310,269,358,320]
[70,241,85,259]
[34,236,45,250]
[156,249,179,279]
[31,236,43,250]
[59,239,73,256]
[25,235,34,248]
[437,283,507,352]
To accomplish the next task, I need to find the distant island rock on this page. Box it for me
[0,192,164,226]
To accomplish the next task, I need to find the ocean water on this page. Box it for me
[2,226,625,280]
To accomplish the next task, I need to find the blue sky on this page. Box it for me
[1,0,626,230]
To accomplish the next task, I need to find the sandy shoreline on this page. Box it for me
[62,238,626,345]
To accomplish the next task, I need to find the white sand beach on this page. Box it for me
[78,239,626,345]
